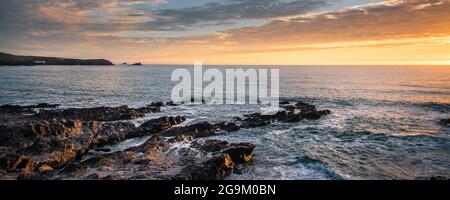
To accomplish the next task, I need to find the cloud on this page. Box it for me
[0,0,449,64]
[138,0,330,31]
[182,0,450,49]
[132,0,450,64]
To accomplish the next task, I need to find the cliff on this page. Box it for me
[0,52,113,66]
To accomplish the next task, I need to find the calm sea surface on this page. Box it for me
[0,65,449,179]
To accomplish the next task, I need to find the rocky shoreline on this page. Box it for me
[0,101,332,180]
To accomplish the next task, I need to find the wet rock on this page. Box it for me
[223,143,255,164]
[138,105,164,113]
[239,101,331,128]
[195,140,254,164]
[195,140,231,152]
[96,122,136,146]
[28,136,255,180]
[0,115,185,179]
[0,120,100,176]
[300,109,331,120]
[168,135,193,143]
[139,116,186,134]
[439,118,450,127]
[0,100,331,180]
[36,106,144,121]
[34,103,60,109]
[161,122,220,138]
[1,112,189,179]
[174,141,254,180]
[219,122,241,132]
[279,100,290,105]
[173,154,234,180]
[240,113,272,128]
[295,101,316,111]
[166,101,180,106]
[150,102,165,107]
[137,101,173,112]
[27,136,168,180]
[0,103,59,114]
[0,154,35,174]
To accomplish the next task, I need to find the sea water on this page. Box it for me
[0,65,449,179]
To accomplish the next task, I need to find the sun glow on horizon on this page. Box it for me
[1,0,450,65]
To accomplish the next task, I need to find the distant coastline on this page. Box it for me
[0,52,113,66]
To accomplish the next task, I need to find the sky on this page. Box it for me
[0,0,449,65]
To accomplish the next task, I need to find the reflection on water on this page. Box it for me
[0,65,449,179]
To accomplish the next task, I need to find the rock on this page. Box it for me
[240,113,272,128]
[0,100,331,180]
[36,106,145,121]
[173,154,234,180]
[0,154,34,173]
[96,122,137,146]
[140,117,171,130]
[166,101,180,106]
[0,120,101,175]
[27,135,255,180]
[150,102,165,107]
[161,122,220,138]
[131,63,142,66]
[219,122,240,132]
[167,135,193,143]
[34,103,60,108]
[139,116,186,134]
[279,100,290,105]
[174,141,254,180]
[0,103,59,114]
[239,101,331,128]
[95,148,111,152]
[195,140,231,152]
[223,143,255,164]
[0,115,186,179]
[195,140,254,164]
[137,103,165,113]
[439,118,450,127]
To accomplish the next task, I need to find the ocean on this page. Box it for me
[0,65,449,179]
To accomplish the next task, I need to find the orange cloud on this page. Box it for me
[1,0,449,65]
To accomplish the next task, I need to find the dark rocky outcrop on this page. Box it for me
[27,136,254,180]
[0,120,102,178]
[0,100,330,180]
[0,111,184,177]
[0,52,113,66]
[166,101,180,106]
[161,122,221,138]
[239,101,331,128]
[439,118,450,127]
[279,100,290,105]
[35,106,145,122]
[135,116,186,136]
[147,101,331,139]
[0,103,59,114]
[173,141,254,180]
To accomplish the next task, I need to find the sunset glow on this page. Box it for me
[1,0,449,65]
